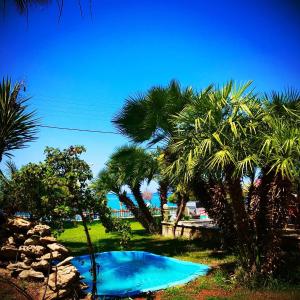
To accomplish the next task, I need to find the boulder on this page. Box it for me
[40,236,57,245]
[19,269,45,281]
[56,256,74,267]
[31,260,49,272]
[48,265,79,289]
[31,224,51,236]
[7,262,31,271]
[24,238,39,246]
[7,218,32,232]
[19,245,45,257]
[41,251,62,260]
[0,245,19,259]
[47,243,69,255]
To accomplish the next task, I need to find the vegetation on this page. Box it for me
[93,145,161,233]
[0,77,37,163]
[112,80,300,284]
[59,221,300,300]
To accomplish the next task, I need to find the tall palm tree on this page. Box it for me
[113,80,197,223]
[0,78,38,163]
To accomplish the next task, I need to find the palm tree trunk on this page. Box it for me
[80,213,97,298]
[131,184,160,234]
[158,180,168,218]
[225,167,252,268]
[173,193,189,237]
[118,193,152,232]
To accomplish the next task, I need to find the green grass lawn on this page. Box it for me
[57,221,300,300]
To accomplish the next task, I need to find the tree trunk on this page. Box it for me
[131,184,160,234]
[191,177,236,249]
[81,213,97,298]
[158,180,168,219]
[225,167,253,269]
[118,193,152,233]
[173,193,189,237]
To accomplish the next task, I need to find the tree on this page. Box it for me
[0,78,37,163]
[165,81,300,281]
[112,80,196,224]
[2,146,131,297]
[94,145,161,233]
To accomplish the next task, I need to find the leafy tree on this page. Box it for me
[1,146,131,297]
[0,78,37,163]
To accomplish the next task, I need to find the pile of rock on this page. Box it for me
[0,217,84,299]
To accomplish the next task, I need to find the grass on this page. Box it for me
[57,220,300,300]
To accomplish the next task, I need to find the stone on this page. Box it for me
[7,218,32,232]
[7,262,31,271]
[48,265,79,289]
[19,269,45,281]
[24,238,39,246]
[31,224,51,236]
[7,236,15,245]
[0,245,19,259]
[41,251,62,260]
[56,256,74,267]
[26,229,35,236]
[31,260,49,272]
[13,233,25,243]
[19,245,45,257]
[47,243,69,255]
[40,236,57,245]
[21,254,33,266]
[44,289,70,300]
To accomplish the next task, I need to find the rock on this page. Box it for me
[31,224,51,236]
[7,262,31,271]
[7,236,15,245]
[47,243,69,255]
[31,260,49,272]
[0,245,19,259]
[56,256,74,267]
[20,254,33,266]
[41,251,62,260]
[26,229,34,236]
[24,238,39,246]
[19,269,45,281]
[40,236,57,245]
[48,265,79,289]
[13,233,25,243]
[7,218,32,232]
[19,245,45,257]
[44,289,70,300]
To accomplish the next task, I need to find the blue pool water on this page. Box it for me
[71,251,210,297]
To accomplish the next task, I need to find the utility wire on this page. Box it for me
[38,125,119,135]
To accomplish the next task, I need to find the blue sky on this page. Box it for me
[1,0,300,191]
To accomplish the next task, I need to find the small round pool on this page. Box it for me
[71,251,210,297]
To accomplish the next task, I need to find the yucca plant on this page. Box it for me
[0,78,38,162]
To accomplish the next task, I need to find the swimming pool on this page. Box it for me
[71,251,210,297]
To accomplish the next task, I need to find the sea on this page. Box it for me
[107,192,176,209]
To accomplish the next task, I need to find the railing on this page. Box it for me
[111,207,161,218]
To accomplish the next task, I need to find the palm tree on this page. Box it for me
[95,145,160,233]
[113,80,196,223]
[166,81,300,278]
[0,78,38,163]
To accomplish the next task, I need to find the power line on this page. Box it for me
[38,125,119,135]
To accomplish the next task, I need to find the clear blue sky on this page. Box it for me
[1,0,300,191]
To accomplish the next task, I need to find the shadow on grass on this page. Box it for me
[63,233,222,257]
